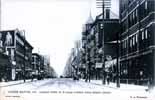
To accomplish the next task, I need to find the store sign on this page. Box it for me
[96,63,103,68]
[0,31,15,47]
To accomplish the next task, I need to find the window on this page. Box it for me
[135,9,138,23]
[124,40,126,48]
[142,31,144,40]
[130,39,132,47]
[133,11,135,20]
[135,9,138,17]
[135,34,138,43]
[145,0,147,10]
[122,41,124,49]
[100,23,103,29]
[133,36,135,46]
[129,14,132,27]
[145,29,148,39]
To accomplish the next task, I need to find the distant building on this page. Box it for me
[32,53,56,79]
[45,66,57,78]
[119,0,155,85]
[43,55,54,78]
[32,53,41,77]
[63,48,76,78]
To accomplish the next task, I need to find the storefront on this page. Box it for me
[120,49,154,85]
[0,53,11,82]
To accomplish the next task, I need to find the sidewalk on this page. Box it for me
[80,79,149,91]
[0,79,37,87]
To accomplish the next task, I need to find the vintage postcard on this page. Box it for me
[0,0,155,100]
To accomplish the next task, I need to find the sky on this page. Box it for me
[1,0,119,76]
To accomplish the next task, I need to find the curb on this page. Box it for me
[0,80,37,88]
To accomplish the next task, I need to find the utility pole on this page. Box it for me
[97,0,112,85]
[116,31,120,88]
[96,0,105,85]
[101,0,105,85]
[23,30,26,82]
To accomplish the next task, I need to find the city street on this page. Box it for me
[1,78,108,91]
[0,0,155,100]
[0,78,154,100]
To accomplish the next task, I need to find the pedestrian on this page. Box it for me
[148,75,153,92]
[107,74,110,85]
[31,73,35,82]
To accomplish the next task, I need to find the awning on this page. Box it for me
[105,59,116,68]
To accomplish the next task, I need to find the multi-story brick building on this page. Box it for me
[32,53,41,77]
[81,9,119,81]
[94,13,119,80]
[0,29,33,80]
[32,53,46,79]
[119,0,155,85]
[0,52,10,81]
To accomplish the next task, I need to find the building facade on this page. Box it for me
[32,53,55,79]
[0,29,33,81]
[32,53,41,78]
[32,53,46,79]
[81,10,119,82]
[63,48,75,78]
[0,52,10,81]
[119,0,155,85]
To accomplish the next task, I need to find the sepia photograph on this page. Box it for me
[0,0,155,100]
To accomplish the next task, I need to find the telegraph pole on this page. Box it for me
[96,0,105,85]
[102,0,105,85]
[23,30,26,82]
[116,31,120,87]
[96,0,112,85]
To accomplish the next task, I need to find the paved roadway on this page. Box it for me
[0,78,153,100]
[0,78,107,91]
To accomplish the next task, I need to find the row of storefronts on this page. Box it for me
[0,29,56,82]
[119,0,155,85]
[63,0,155,86]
